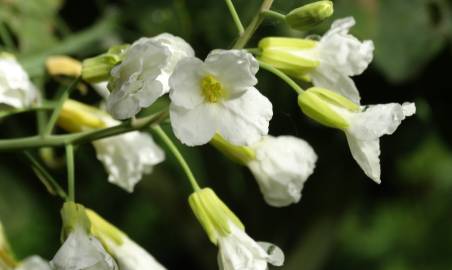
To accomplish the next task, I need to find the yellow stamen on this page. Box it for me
[200,75,227,103]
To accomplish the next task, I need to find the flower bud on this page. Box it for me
[286,1,334,31]
[60,202,91,239]
[81,44,129,83]
[298,87,360,129]
[46,56,82,77]
[188,188,244,245]
[57,99,108,133]
[210,134,256,165]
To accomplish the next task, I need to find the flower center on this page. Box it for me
[200,75,226,103]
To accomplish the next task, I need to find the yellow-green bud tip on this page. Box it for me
[189,188,244,245]
[298,87,360,130]
[286,1,334,31]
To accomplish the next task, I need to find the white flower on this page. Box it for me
[169,49,272,146]
[86,209,167,270]
[344,102,416,183]
[299,87,415,183]
[259,17,374,105]
[15,256,52,270]
[92,117,165,192]
[310,17,374,104]
[107,33,194,119]
[50,227,118,270]
[0,55,38,109]
[248,136,317,207]
[217,223,284,270]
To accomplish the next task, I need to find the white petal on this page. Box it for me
[15,256,52,270]
[169,57,206,109]
[151,33,195,93]
[50,227,118,270]
[348,102,416,140]
[93,131,165,192]
[205,50,259,96]
[0,57,38,109]
[217,88,273,146]
[217,224,269,270]
[107,38,169,119]
[170,103,218,146]
[345,133,381,183]
[106,237,166,270]
[318,17,374,76]
[310,64,361,104]
[248,136,317,207]
[92,82,110,100]
[257,242,285,267]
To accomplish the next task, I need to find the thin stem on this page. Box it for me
[44,77,81,136]
[233,0,274,49]
[152,125,201,191]
[65,144,75,202]
[259,61,304,95]
[0,20,15,51]
[24,151,68,200]
[0,105,54,119]
[0,110,168,151]
[224,0,245,34]
[262,10,286,22]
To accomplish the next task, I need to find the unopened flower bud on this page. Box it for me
[57,99,108,133]
[298,87,359,129]
[46,56,82,77]
[286,1,334,31]
[210,134,256,165]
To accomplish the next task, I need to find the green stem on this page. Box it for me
[224,0,245,34]
[233,0,274,49]
[262,10,286,21]
[0,104,54,119]
[0,20,15,51]
[65,144,75,202]
[44,77,81,136]
[24,151,68,200]
[259,61,304,94]
[152,125,201,191]
[0,110,168,151]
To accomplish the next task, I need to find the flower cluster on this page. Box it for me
[0,1,417,269]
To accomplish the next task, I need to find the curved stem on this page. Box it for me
[262,10,286,22]
[152,125,201,192]
[233,0,274,49]
[225,0,245,34]
[65,144,75,202]
[259,61,304,95]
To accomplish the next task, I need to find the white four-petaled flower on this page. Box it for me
[107,33,194,119]
[169,49,272,146]
[15,256,52,270]
[248,135,317,207]
[0,55,38,109]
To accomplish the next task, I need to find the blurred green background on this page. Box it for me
[1,0,452,269]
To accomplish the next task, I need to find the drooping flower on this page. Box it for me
[107,33,194,119]
[50,202,118,270]
[58,99,165,192]
[298,87,416,183]
[259,17,374,104]
[169,49,272,146]
[0,53,38,109]
[15,256,52,270]
[211,134,317,207]
[189,188,284,270]
[86,209,166,270]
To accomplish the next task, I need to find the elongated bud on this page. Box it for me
[210,134,256,165]
[61,202,91,240]
[46,56,82,77]
[85,209,124,246]
[0,222,17,269]
[189,188,244,245]
[258,37,320,80]
[82,44,129,83]
[286,1,334,31]
[57,99,108,133]
[298,87,360,129]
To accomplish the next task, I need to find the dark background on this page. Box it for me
[1,0,452,269]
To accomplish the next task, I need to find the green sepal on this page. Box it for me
[298,87,360,130]
[286,1,334,31]
[60,202,91,241]
[210,134,256,166]
[189,188,244,245]
[86,209,125,247]
[81,44,129,83]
